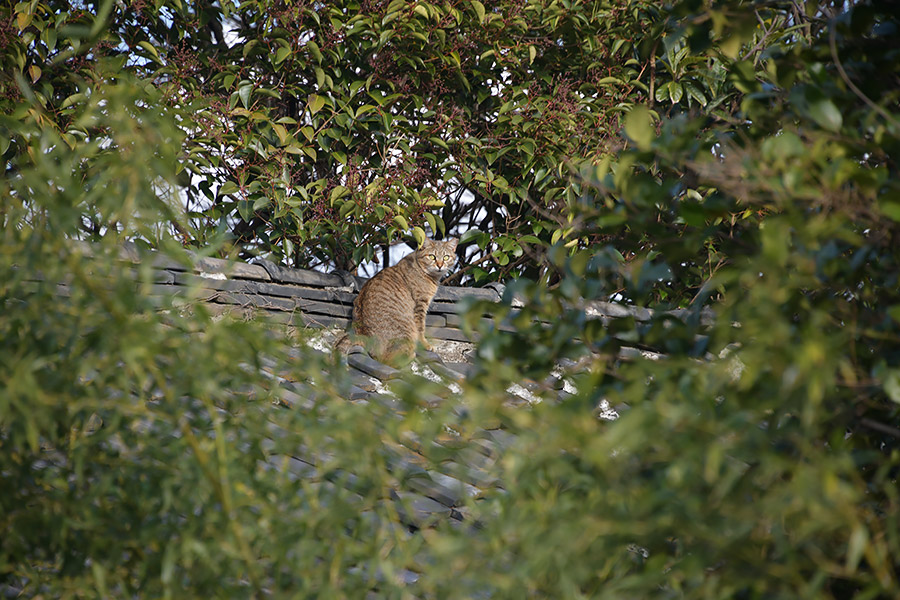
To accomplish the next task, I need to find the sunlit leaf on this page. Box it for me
[624,104,654,149]
[808,99,843,132]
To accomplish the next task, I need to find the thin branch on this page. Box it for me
[829,23,900,131]
[648,39,659,107]
[860,418,900,439]
[743,10,781,65]
[522,191,567,227]
[442,252,494,284]
[497,252,532,280]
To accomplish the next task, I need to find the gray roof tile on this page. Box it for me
[347,353,402,381]
[391,491,455,523]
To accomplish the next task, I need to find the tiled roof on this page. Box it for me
[67,243,710,587]
[109,241,705,361]
[74,245,520,528]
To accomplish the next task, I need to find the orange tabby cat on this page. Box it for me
[337,238,458,363]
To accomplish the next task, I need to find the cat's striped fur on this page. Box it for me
[336,238,458,363]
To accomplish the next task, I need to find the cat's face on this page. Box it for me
[417,238,458,277]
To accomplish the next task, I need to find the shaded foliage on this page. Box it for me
[2,0,900,598]
[452,1,900,595]
[3,0,730,278]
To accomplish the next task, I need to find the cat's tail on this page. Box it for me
[334,329,370,355]
[334,332,352,353]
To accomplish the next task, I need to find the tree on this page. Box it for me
[2,0,899,597]
[3,0,719,278]
[449,0,900,595]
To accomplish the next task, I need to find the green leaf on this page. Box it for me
[393,215,409,230]
[459,229,484,245]
[429,136,449,150]
[422,212,436,234]
[330,186,348,203]
[60,92,86,109]
[655,82,670,104]
[237,200,252,220]
[520,139,535,157]
[624,105,654,150]
[306,39,322,63]
[137,41,162,64]
[885,369,900,404]
[888,305,900,325]
[762,131,805,161]
[808,99,843,132]
[90,561,108,597]
[238,84,252,109]
[274,46,291,65]
[271,123,288,145]
[683,81,707,106]
[846,525,869,572]
[308,94,326,114]
[668,82,683,103]
[17,10,33,30]
[880,200,900,223]
[471,0,485,23]
[218,181,238,196]
[412,226,426,246]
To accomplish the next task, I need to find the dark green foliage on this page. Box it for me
[1,0,725,277]
[454,1,900,596]
[2,0,900,598]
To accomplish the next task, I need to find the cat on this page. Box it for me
[336,237,458,363]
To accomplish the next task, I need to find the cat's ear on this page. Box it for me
[444,238,459,251]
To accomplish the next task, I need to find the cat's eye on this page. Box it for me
[443,255,451,260]
[428,254,436,259]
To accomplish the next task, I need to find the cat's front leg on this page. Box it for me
[413,300,431,350]
[419,334,432,351]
